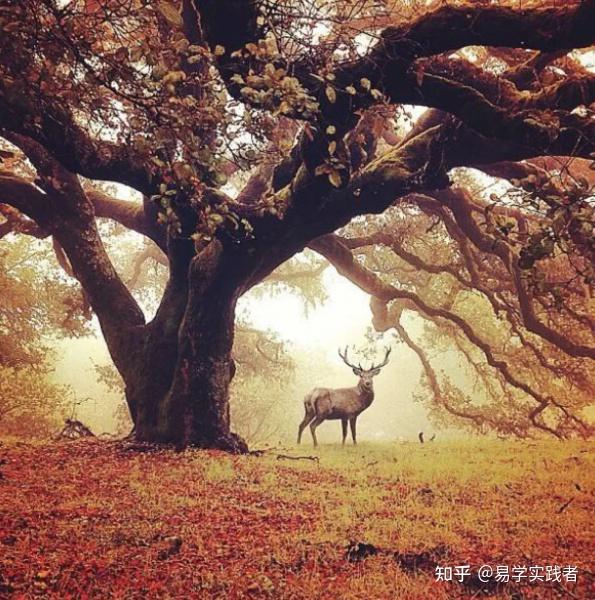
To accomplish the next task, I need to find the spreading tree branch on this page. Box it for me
[310,232,592,438]
[0,140,146,378]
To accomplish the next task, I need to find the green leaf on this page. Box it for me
[212,171,228,186]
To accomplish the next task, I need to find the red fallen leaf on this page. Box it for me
[35,570,51,580]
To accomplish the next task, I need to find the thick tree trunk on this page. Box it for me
[128,240,249,453]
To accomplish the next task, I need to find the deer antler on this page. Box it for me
[369,346,392,371]
[338,346,361,371]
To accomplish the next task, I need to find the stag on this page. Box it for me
[297,346,391,447]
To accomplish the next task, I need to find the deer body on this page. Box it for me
[298,347,391,447]
[304,382,374,420]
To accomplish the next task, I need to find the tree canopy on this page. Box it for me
[1,0,593,450]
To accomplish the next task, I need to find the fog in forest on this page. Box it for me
[48,254,469,444]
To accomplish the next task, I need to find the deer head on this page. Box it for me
[338,346,392,391]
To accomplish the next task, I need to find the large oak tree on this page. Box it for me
[1,0,593,451]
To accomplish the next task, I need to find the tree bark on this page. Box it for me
[131,240,248,453]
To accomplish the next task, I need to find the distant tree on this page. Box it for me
[323,191,594,438]
[0,366,71,437]
[0,237,80,436]
[1,1,593,450]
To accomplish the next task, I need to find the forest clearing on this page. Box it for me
[0,438,593,599]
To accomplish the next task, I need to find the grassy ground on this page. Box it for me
[0,438,593,599]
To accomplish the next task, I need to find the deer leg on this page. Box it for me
[349,418,357,445]
[341,419,348,446]
[310,416,324,447]
[297,411,314,444]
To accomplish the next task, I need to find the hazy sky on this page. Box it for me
[247,268,370,349]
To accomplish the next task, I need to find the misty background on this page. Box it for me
[52,265,442,445]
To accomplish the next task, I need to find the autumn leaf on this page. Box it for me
[157,1,182,27]
[328,170,342,188]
